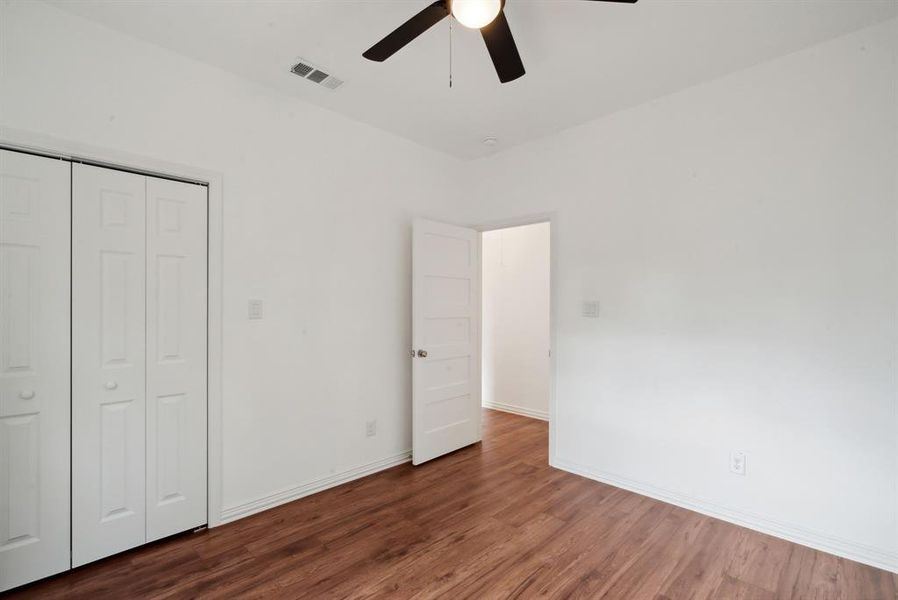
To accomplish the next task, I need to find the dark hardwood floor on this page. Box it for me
[6,409,896,599]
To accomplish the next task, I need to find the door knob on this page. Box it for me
[417,349,428,358]
[18,390,35,400]
[105,381,118,390]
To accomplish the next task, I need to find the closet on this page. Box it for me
[0,149,208,591]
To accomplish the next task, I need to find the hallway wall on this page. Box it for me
[482,223,551,420]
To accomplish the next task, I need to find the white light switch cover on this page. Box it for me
[582,301,600,318]
[248,299,264,320]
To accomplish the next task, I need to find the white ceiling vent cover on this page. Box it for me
[290,59,344,91]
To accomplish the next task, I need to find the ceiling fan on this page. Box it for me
[363,0,638,84]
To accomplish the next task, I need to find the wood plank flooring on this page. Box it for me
[6,409,896,599]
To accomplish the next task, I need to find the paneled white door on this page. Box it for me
[0,150,71,592]
[145,176,207,542]
[412,219,481,465]
[72,163,147,567]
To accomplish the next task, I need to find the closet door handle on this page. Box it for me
[105,381,118,391]
[18,390,35,400]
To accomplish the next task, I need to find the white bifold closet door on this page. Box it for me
[144,176,207,543]
[72,163,207,567]
[72,164,147,566]
[0,150,71,592]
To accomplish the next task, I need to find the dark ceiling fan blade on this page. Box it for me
[363,1,449,62]
[480,11,525,84]
[581,0,638,3]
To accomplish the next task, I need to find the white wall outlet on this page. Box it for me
[582,301,600,318]
[366,419,377,437]
[248,299,264,320]
[730,450,747,476]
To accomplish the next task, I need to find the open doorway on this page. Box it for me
[410,217,550,466]
[481,222,551,423]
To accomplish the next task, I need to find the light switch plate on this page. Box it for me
[248,299,264,320]
[582,301,600,318]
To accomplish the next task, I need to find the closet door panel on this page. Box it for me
[146,177,207,541]
[72,163,146,567]
[0,150,71,592]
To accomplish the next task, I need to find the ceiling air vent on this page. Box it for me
[320,76,344,90]
[290,62,314,77]
[306,69,329,84]
[290,59,344,91]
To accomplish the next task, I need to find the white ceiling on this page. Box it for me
[49,0,897,159]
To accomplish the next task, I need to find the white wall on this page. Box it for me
[463,18,898,571]
[0,0,463,518]
[3,0,896,575]
[482,223,550,420]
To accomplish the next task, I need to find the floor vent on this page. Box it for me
[290,59,344,91]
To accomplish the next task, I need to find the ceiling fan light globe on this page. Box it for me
[451,0,502,29]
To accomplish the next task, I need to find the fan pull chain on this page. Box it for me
[449,16,453,88]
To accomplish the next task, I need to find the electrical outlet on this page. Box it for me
[730,450,747,476]
[366,419,377,437]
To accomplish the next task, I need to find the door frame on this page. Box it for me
[0,126,226,528]
[472,212,558,466]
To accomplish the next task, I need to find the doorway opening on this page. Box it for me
[410,217,551,466]
[481,221,551,429]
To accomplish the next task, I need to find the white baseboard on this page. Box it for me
[219,451,411,524]
[553,457,898,574]
[483,401,549,421]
